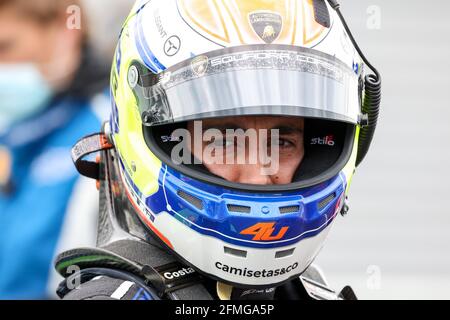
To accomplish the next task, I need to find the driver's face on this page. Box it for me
[187,116,305,185]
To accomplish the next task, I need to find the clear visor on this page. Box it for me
[130,45,361,126]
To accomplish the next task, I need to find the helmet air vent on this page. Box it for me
[318,193,336,211]
[279,205,300,214]
[227,204,251,214]
[177,190,204,210]
[224,246,247,258]
[275,248,295,259]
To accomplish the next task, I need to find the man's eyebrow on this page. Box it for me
[270,126,304,135]
[202,123,244,132]
[201,124,304,134]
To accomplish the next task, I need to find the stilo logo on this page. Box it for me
[240,222,289,241]
[311,135,335,146]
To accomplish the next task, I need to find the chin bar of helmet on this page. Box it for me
[326,0,382,167]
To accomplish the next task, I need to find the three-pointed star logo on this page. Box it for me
[164,35,181,56]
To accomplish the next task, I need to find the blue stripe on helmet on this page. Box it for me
[134,11,166,73]
[118,158,345,250]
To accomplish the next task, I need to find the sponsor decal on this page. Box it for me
[161,135,183,143]
[249,11,283,44]
[153,8,168,39]
[164,35,181,56]
[163,50,346,90]
[240,222,289,241]
[190,55,209,77]
[240,288,275,297]
[163,267,196,280]
[215,261,299,278]
[311,135,335,146]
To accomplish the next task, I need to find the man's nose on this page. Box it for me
[235,164,273,185]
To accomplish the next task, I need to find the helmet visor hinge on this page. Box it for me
[358,114,369,128]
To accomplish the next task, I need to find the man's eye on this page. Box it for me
[273,139,294,148]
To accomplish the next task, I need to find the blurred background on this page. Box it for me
[0,0,134,300]
[81,0,134,60]
[316,0,450,300]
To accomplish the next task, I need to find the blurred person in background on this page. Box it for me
[0,0,110,299]
[81,0,135,60]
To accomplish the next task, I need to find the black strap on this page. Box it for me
[71,133,113,180]
[55,239,213,300]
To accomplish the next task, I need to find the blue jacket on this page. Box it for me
[0,93,109,299]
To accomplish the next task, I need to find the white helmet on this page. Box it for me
[108,0,381,287]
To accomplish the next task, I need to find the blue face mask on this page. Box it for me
[0,64,53,133]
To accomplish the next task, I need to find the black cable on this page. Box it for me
[327,0,382,166]
[335,8,380,81]
[327,0,340,10]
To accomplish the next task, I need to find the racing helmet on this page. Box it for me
[108,0,381,287]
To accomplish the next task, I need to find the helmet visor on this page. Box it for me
[130,45,361,126]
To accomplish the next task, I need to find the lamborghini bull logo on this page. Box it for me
[191,55,209,77]
[249,12,282,44]
[177,0,331,46]
[262,25,276,40]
